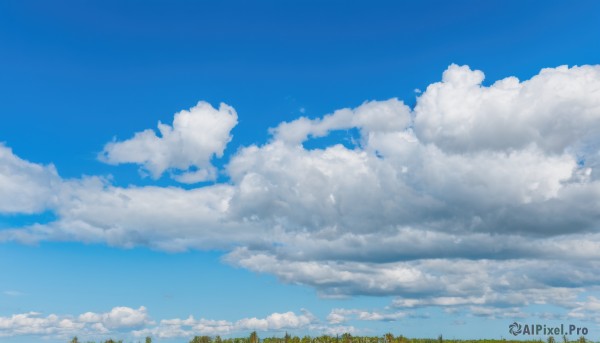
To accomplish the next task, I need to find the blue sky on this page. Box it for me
[2,1,600,342]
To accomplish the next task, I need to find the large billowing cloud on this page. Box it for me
[414,65,600,154]
[3,64,600,318]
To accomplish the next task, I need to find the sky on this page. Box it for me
[1,1,600,342]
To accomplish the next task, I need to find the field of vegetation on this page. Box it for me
[67,332,594,343]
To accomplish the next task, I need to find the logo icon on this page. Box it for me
[509,322,522,336]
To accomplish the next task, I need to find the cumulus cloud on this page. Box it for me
[133,309,320,339]
[236,311,316,331]
[414,64,600,154]
[99,101,238,183]
[3,65,600,317]
[78,306,151,330]
[0,306,149,339]
[0,307,328,340]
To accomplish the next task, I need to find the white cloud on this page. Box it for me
[270,98,411,144]
[414,64,600,154]
[225,248,435,297]
[0,144,59,214]
[224,246,600,302]
[327,309,405,324]
[99,101,238,183]
[133,310,320,339]
[0,307,328,340]
[236,311,316,331]
[78,306,151,329]
[0,306,148,339]
[3,64,600,316]
[567,296,600,322]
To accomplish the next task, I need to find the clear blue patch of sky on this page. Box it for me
[302,128,362,152]
[0,211,57,229]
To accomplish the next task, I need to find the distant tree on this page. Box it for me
[63,333,566,343]
[190,336,212,343]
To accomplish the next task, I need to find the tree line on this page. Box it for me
[69,332,593,343]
